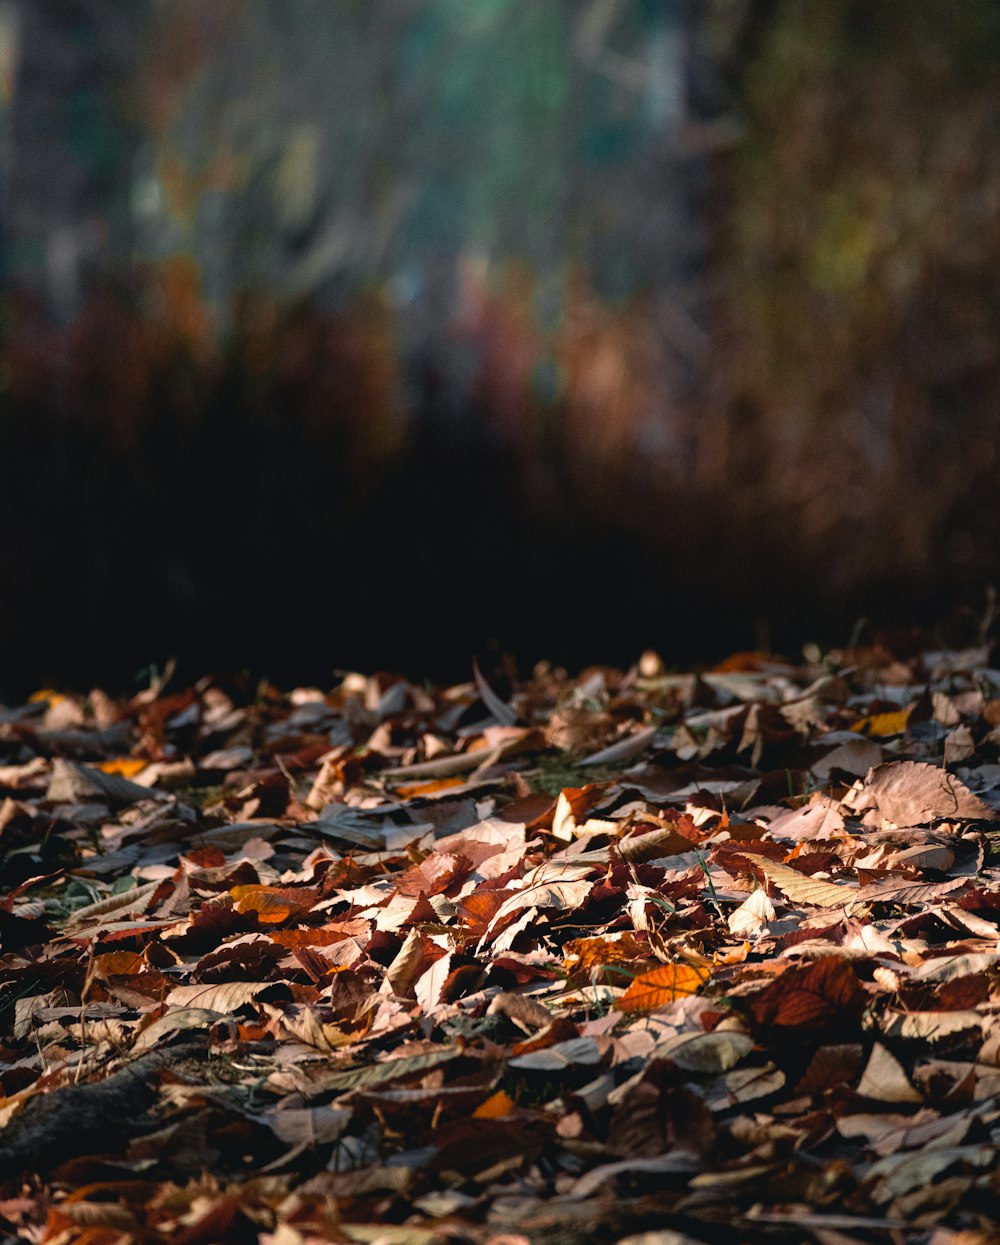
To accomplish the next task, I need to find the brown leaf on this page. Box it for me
[486,991,552,1031]
[845,760,997,827]
[608,1059,716,1158]
[750,957,866,1034]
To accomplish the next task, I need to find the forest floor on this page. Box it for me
[2,646,1000,1244]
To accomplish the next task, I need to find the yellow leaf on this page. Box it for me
[851,709,910,737]
[473,1090,516,1119]
[96,758,148,778]
[614,962,710,1013]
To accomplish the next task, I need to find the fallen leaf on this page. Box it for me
[856,1042,922,1103]
[165,981,273,1011]
[845,761,997,827]
[473,1090,516,1119]
[750,957,866,1033]
[230,884,314,924]
[727,888,775,936]
[852,710,911,737]
[729,853,857,908]
[614,963,710,1013]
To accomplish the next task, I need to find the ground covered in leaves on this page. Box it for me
[3,648,1000,1244]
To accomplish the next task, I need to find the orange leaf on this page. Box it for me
[96,758,148,778]
[712,652,771,673]
[473,1090,516,1119]
[614,962,710,1013]
[455,889,516,933]
[395,852,469,898]
[268,925,364,948]
[564,933,648,982]
[93,951,145,977]
[396,776,468,799]
[28,688,64,705]
[230,884,312,924]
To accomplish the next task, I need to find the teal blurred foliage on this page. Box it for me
[1,1,999,691]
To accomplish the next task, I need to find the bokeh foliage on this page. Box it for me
[2,1,1000,691]
[710,0,1000,606]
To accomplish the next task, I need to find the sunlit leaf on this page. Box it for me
[395,776,468,799]
[229,884,314,924]
[95,758,148,778]
[614,962,710,1013]
[851,709,911,737]
[317,1047,461,1093]
[28,689,65,705]
[92,951,145,978]
[268,927,360,949]
[733,854,857,909]
[165,981,273,1011]
[563,933,649,983]
[473,1090,516,1119]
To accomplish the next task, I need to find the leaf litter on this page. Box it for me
[3,648,1000,1240]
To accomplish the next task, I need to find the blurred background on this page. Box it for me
[2,0,1000,695]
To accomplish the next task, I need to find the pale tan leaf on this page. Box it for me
[489,879,592,927]
[132,1007,225,1052]
[317,1047,461,1093]
[165,981,271,1012]
[486,991,552,1031]
[810,735,883,780]
[47,758,160,806]
[727,888,775,936]
[880,1010,982,1041]
[868,1145,994,1202]
[911,951,998,982]
[508,1036,603,1071]
[844,760,997,827]
[65,881,161,929]
[578,725,658,767]
[735,854,857,908]
[414,951,453,1014]
[266,1105,352,1145]
[654,1030,754,1074]
[705,1063,785,1109]
[381,929,425,999]
[856,1042,921,1103]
